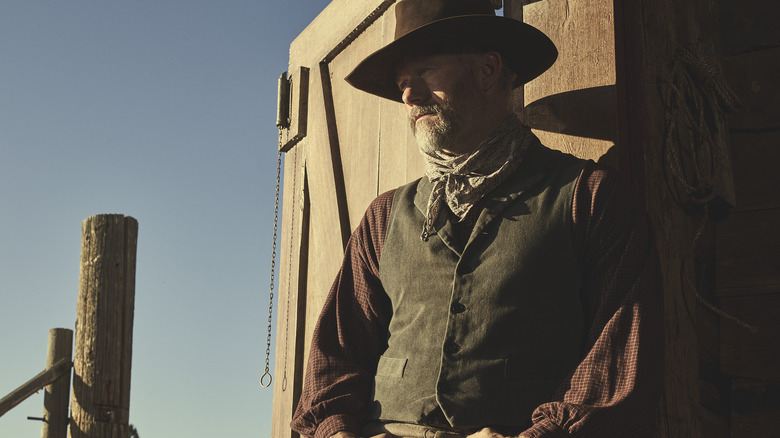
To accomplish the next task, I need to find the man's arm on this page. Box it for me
[520,163,664,438]
[290,191,395,438]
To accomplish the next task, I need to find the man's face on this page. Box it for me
[395,52,484,155]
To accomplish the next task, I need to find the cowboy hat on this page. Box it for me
[345,0,558,102]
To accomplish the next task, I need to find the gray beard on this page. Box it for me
[409,103,461,155]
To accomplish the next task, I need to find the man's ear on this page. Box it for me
[480,51,503,91]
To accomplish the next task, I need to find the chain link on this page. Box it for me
[281,147,298,393]
[260,135,283,388]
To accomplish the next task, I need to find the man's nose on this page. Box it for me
[401,77,430,106]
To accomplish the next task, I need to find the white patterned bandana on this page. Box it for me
[420,114,534,241]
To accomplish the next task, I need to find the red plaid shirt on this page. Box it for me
[290,162,663,438]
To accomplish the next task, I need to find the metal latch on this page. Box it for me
[277,66,310,152]
[276,72,291,129]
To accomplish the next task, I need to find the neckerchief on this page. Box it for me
[420,115,534,241]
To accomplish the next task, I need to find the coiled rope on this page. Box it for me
[660,42,757,332]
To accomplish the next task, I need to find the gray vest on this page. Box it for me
[373,142,586,428]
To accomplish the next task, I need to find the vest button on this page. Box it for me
[444,342,461,354]
[450,302,466,314]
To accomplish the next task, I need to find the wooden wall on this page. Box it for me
[518,0,619,165]
[716,0,780,435]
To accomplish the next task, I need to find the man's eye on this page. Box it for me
[398,80,408,90]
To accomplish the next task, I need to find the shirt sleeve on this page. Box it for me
[289,190,395,438]
[520,162,664,437]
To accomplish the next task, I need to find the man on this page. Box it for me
[290,1,662,437]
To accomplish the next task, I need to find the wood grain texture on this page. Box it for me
[288,0,390,69]
[71,214,137,438]
[716,209,780,297]
[719,0,780,56]
[275,12,398,437]
[42,328,73,438]
[699,406,729,438]
[720,294,780,381]
[730,379,780,437]
[728,131,780,212]
[329,17,384,230]
[271,146,308,438]
[375,3,425,194]
[722,48,780,132]
[617,0,713,434]
[520,0,617,161]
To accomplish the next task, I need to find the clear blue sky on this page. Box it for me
[0,1,330,436]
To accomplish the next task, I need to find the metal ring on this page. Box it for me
[260,371,273,387]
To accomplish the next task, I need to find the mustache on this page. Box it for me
[409,104,442,121]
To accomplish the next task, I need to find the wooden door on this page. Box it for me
[271,2,422,437]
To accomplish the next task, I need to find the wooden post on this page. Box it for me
[70,214,138,438]
[42,328,73,438]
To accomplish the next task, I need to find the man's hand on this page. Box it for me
[329,432,392,438]
[466,428,528,438]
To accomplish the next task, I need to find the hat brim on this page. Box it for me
[345,15,558,102]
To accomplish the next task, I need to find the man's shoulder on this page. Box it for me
[362,187,401,224]
[372,188,397,210]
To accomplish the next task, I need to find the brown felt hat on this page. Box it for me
[345,0,558,102]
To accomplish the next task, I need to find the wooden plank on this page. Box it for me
[0,357,71,418]
[720,294,780,381]
[520,0,617,161]
[729,131,780,212]
[292,173,312,433]
[329,15,384,231]
[731,379,780,437]
[271,146,308,438]
[700,406,729,438]
[716,209,780,297]
[719,0,780,56]
[615,0,727,433]
[722,48,780,132]
[373,1,426,194]
[319,62,353,248]
[300,63,353,365]
[288,0,391,69]
[377,95,425,193]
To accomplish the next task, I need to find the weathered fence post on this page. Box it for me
[70,214,138,438]
[41,328,73,438]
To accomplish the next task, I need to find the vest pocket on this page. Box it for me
[375,355,408,378]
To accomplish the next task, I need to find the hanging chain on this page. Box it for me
[260,133,283,388]
[281,147,298,392]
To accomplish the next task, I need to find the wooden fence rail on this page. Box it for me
[0,329,73,421]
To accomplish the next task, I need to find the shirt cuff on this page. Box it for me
[313,414,359,438]
[520,418,570,438]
